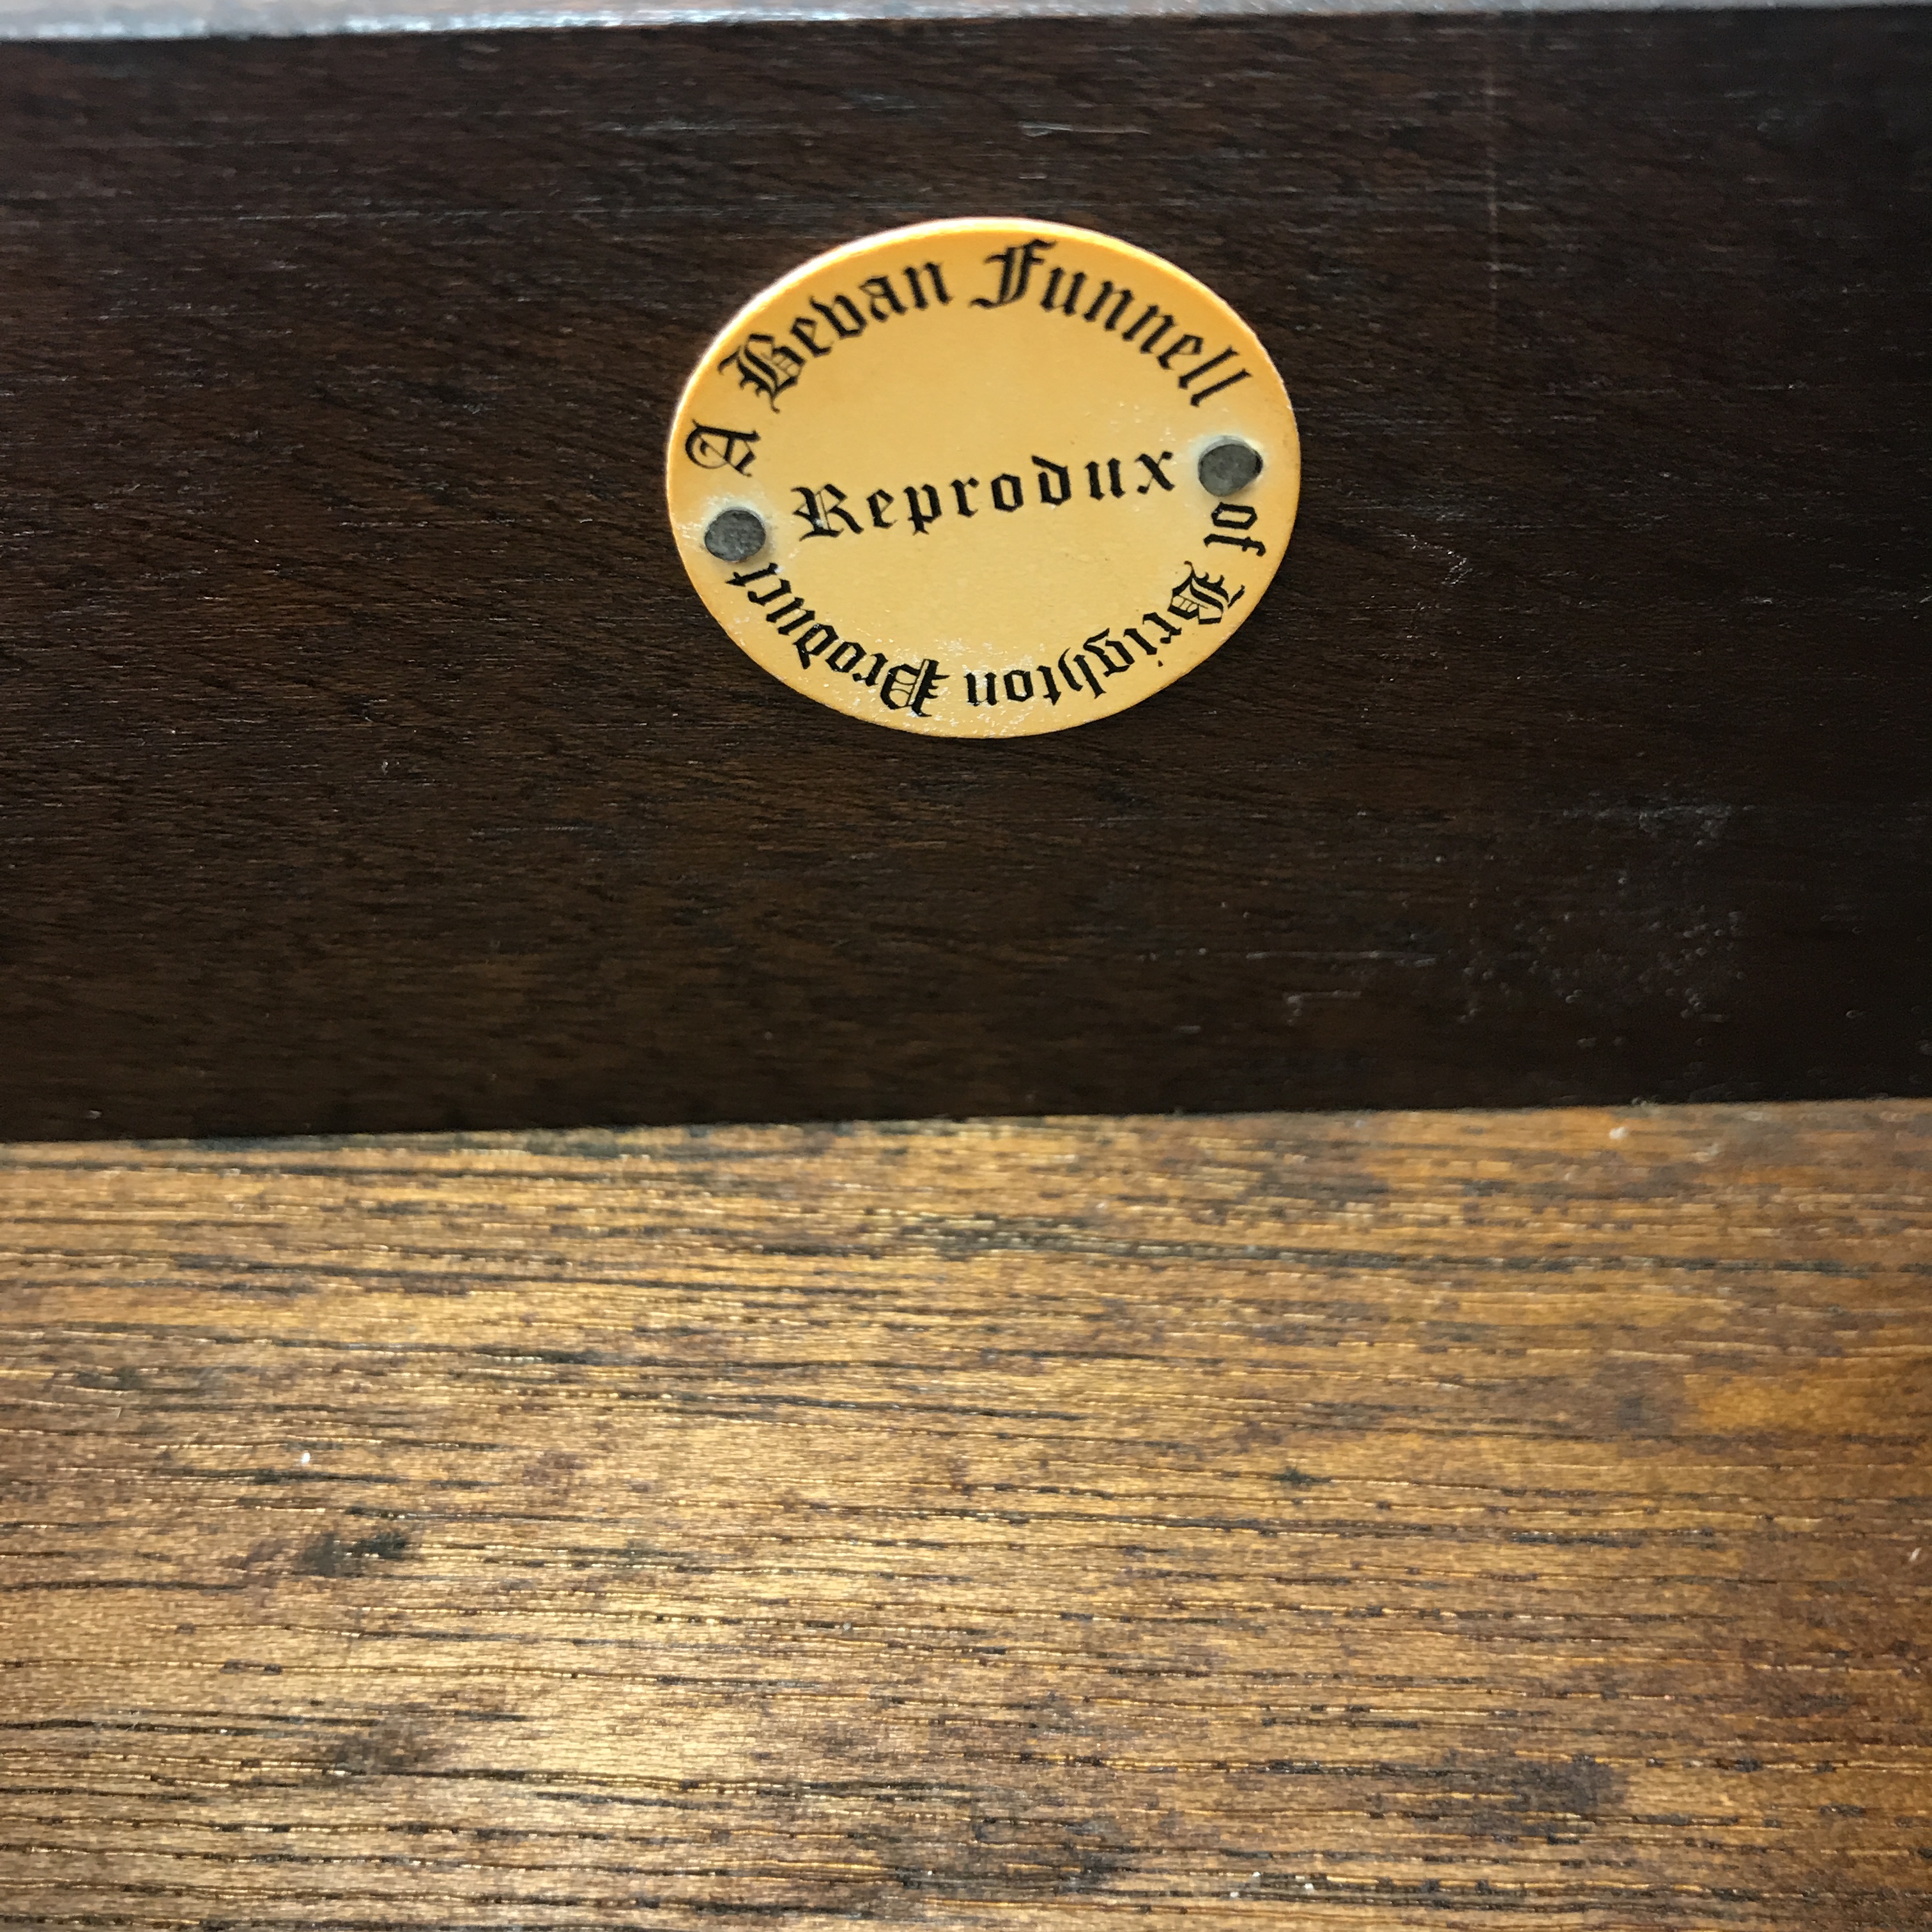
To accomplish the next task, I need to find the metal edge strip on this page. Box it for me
[0,0,1915,45]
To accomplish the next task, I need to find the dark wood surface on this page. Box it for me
[3,10,1929,1140]
[1,1098,1927,1927]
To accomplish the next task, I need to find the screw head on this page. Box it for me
[703,507,767,562]
[1197,439,1264,496]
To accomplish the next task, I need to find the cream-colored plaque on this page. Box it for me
[666,218,1299,737]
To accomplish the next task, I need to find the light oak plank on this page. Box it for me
[0,1101,1926,1926]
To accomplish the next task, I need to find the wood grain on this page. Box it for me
[1,10,1928,1140]
[1,1098,1927,1926]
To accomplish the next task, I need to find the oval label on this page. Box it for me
[666,218,1300,737]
